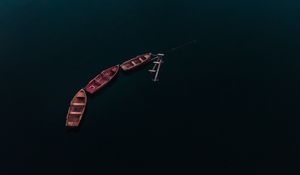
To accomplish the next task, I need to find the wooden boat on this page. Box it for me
[66,89,87,127]
[120,53,152,71]
[84,65,119,94]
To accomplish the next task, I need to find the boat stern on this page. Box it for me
[66,121,80,127]
[84,85,97,94]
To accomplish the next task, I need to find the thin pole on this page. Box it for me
[153,58,162,82]
[163,40,197,54]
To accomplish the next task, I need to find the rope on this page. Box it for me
[163,40,197,54]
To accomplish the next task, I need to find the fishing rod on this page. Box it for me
[163,39,197,54]
[150,39,197,61]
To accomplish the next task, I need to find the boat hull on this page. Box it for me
[84,65,119,94]
[66,89,87,127]
[120,53,152,71]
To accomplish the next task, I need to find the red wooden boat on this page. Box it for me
[84,65,119,94]
[66,89,87,127]
[120,53,152,71]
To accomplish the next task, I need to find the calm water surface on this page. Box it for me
[1,1,300,174]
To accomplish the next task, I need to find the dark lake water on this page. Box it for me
[1,0,300,174]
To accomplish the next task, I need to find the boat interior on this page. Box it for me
[133,58,142,64]
[67,114,81,122]
[93,78,106,85]
[70,105,84,112]
[74,96,86,103]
